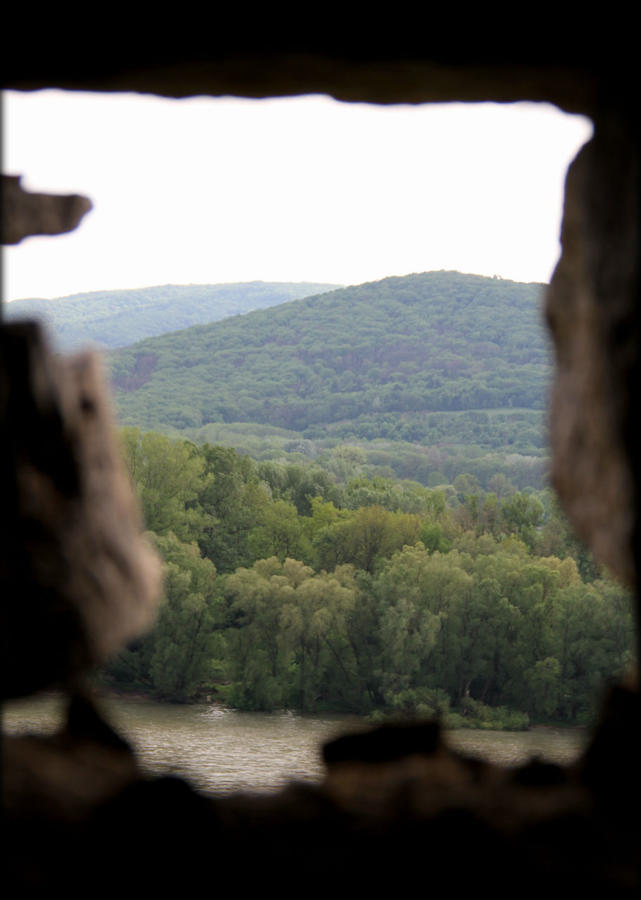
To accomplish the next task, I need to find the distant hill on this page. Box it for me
[110,271,551,485]
[5,281,340,350]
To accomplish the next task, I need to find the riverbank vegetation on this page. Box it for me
[100,429,635,727]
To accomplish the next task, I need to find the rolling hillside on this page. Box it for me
[110,271,552,485]
[5,281,339,350]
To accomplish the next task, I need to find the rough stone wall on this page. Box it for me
[0,323,162,698]
[1,174,92,245]
[547,118,640,590]
[2,40,640,894]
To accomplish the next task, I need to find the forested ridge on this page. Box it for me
[102,429,635,727]
[6,281,338,350]
[109,271,551,489]
[112,271,548,430]
[78,270,635,725]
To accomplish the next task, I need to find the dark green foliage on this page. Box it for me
[102,531,221,702]
[100,426,634,722]
[109,272,550,485]
[256,461,342,515]
[100,392,633,728]
[148,534,220,702]
[196,445,271,572]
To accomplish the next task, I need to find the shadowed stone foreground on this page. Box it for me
[4,688,639,893]
[0,324,162,699]
[2,35,640,896]
[1,174,92,245]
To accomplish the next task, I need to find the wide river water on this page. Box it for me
[3,693,588,795]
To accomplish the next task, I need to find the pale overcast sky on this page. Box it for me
[3,90,592,302]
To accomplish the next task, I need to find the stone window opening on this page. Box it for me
[2,45,640,892]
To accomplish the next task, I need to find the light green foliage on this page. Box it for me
[365,538,634,722]
[224,558,362,711]
[256,461,341,515]
[280,563,359,711]
[102,428,634,724]
[248,499,312,563]
[448,698,529,730]
[121,427,209,542]
[324,446,367,482]
[313,505,421,573]
[499,492,545,551]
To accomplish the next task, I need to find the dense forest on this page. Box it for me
[101,429,635,728]
[109,272,551,490]
[14,269,628,725]
[5,281,338,350]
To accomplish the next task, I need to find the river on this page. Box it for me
[2,693,588,795]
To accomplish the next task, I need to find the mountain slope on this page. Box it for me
[5,281,339,350]
[110,271,550,449]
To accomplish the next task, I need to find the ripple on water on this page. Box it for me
[447,726,586,767]
[3,695,587,794]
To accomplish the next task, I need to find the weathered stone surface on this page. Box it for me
[6,56,595,112]
[0,322,162,698]
[546,120,640,588]
[2,38,640,894]
[4,687,639,893]
[0,39,607,113]
[1,174,92,244]
[2,693,139,822]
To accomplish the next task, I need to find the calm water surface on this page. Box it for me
[3,693,587,795]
